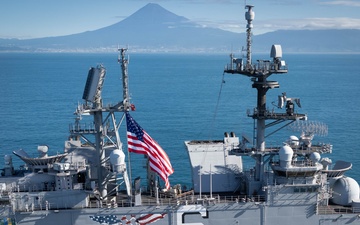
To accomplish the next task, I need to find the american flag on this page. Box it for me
[126,112,174,189]
[136,213,166,225]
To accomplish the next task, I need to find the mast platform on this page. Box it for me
[224,59,288,77]
[247,110,307,120]
[230,144,333,156]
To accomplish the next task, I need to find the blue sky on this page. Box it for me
[1,0,360,39]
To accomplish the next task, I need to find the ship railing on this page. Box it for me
[69,122,117,136]
[224,63,243,73]
[69,123,96,133]
[292,143,333,154]
[255,59,288,72]
[22,193,267,211]
[128,194,266,207]
[11,180,86,193]
[224,60,288,74]
[247,107,304,119]
[231,142,332,157]
[21,201,86,212]
[220,195,265,203]
[317,204,360,215]
[68,161,86,171]
[271,159,318,168]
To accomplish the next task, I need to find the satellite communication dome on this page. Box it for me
[310,152,321,163]
[245,9,255,21]
[289,135,299,146]
[110,149,125,166]
[110,149,126,173]
[279,145,293,168]
[38,145,48,153]
[4,155,12,166]
[332,177,360,206]
[37,145,49,158]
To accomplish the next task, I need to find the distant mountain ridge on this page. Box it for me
[255,29,360,53]
[1,3,359,53]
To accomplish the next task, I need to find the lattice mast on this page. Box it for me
[245,5,254,71]
[72,48,132,202]
[119,48,131,109]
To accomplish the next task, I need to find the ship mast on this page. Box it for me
[119,48,131,109]
[245,5,254,71]
[224,5,305,183]
[72,48,132,203]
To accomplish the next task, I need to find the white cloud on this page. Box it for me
[256,17,360,32]
[320,0,360,7]
[191,18,244,33]
[193,17,360,34]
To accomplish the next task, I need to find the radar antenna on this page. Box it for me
[289,120,329,137]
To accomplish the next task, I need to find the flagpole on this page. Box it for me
[125,113,133,200]
[210,164,213,199]
[199,165,202,200]
[155,179,160,206]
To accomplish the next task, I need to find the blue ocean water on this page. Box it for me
[0,52,359,188]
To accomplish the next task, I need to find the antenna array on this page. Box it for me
[289,121,329,136]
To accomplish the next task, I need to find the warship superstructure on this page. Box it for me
[1,5,360,225]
